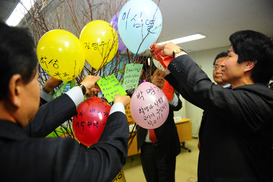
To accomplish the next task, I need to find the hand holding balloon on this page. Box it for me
[152,43,183,57]
[151,44,173,69]
[151,43,185,68]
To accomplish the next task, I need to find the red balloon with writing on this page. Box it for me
[72,97,111,147]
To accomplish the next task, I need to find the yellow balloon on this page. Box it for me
[112,169,126,182]
[37,29,85,81]
[80,20,118,70]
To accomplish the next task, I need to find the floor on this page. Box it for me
[123,139,199,182]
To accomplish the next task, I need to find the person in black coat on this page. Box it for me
[137,68,182,182]
[152,30,273,181]
[0,21,130,182]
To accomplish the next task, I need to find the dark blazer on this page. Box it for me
[165,54,273,182]
[0,94,129,182]
[137,94,182,159]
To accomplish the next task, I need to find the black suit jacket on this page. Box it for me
[0,94,129,182]
[137,94,182,159]
[165,54,273,182]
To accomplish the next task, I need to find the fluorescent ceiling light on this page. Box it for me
[158,34,206,45]
[6,0,36,26]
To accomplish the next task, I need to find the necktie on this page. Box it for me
[149,129,157,143]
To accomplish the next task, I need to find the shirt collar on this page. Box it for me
[0,120,28,140]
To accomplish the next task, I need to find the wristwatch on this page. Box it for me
[173,48,186,57]
[79,84,87,95]
[42,86,54,95]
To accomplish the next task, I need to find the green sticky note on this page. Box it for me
[97,74,127,102]
[123,63,143,90]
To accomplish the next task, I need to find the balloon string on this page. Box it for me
[133,53,137,64]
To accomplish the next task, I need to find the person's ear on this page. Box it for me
[8,74,24,108]
[244,61,255,72]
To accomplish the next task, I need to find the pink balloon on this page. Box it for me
[130,82,169,129]
[110,12,127,51]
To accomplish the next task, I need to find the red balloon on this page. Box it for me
[72,97,111,147]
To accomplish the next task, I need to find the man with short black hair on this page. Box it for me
[198,51,230,150]
[0,21,130,182]
[153,30,273,181]
[212,52,230,87]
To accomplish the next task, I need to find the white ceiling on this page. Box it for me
[156,0,273,52]
[1,0,273,52]
[0,0,19,22]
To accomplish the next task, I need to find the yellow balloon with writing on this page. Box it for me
[80,20,118,70]
[37,29,85,81]
[112,169,126,182]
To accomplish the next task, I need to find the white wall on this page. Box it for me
[173,46,230,137]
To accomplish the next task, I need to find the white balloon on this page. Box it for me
[118,0,163,54]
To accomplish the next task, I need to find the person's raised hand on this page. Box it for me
[44,77,62,92]
[114,94,130,107]
[80,75,101,94]
[153,42,182,57]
